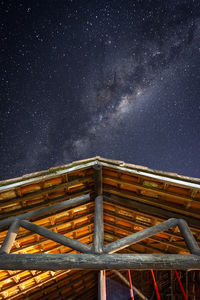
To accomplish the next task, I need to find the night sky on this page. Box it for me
[1,0,200,180]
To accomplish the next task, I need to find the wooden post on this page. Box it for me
[0,220,20,254]
[0,254,200,270]
[94,196,104,254]
[20,220,92,253]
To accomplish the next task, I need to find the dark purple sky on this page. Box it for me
[1,0,200,180]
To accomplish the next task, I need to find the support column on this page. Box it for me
[93,195,104,254]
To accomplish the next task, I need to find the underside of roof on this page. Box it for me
[0,157,200,299]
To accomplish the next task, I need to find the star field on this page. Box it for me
[1,0,200,179]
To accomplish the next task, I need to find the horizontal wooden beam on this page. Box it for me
[0,253,199,270]
[20,220,92,253]
[0,194,90,229]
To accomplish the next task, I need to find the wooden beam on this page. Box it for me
[178,219,200,255]
[103,175,199,206]
[0,188,92,221]
[104,221,188,252]
[103,218,178,253]
[100,161,200,189]
[104,195,200,229]
[20,220,92,253]
[94,196,104,253]
[103,210,191,248]
[0,220,20,254]
[113,270,148,300]
[0,193,90,229]
[0,254,200,270]
[0,176,92,208]
[93,164,102,196]
[103,186,200,220]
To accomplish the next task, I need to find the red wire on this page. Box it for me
[174,270,188,300]
[103,270,106,300]
[151,269,161,300]
[128,270,134,300]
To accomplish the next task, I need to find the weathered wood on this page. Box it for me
[178,219,200,255]
[103,218,178,253]
[0,193,90,229]
[103,175,199,206]
[0,220,20,254]
[20,220,92,253]
[93,164,102,196]
[105,195,200,229]
[113,270,148,300]
[94,195,104,253]
[0,254,199,270]
[104,185,200,220]
[104,220,188,252]
[0,176,92,209]
[104,207,194,240]
[100,161,200,189]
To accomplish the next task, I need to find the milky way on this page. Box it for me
[1,1,200,179]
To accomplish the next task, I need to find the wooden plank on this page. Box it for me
[104,195,200,229]
[0,253,199,270]
[0,193,90,228]
[94,196,104,254]
[20,220,92,253]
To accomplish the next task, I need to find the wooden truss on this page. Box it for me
[0,165,200,271]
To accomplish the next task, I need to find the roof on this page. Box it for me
[0,157,200,299]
